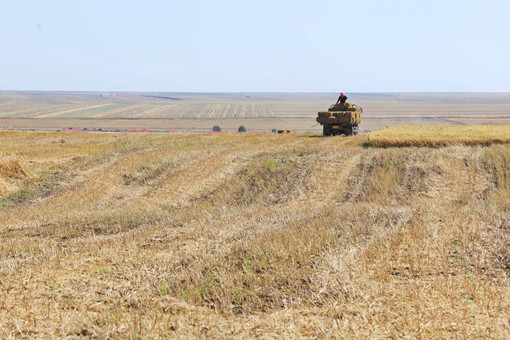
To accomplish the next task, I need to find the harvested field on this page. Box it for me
[53,103,133,118]
[177,103,272,118]
[1,92,510,132]
[366,125,510,147]
[0,130,509,338]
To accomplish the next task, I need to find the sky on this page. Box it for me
[1,0,510,92]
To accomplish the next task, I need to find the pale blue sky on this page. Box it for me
[1,0,509,92]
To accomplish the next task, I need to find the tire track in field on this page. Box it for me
[145,139,366,267]
[0,155,130,232]
[312,147,510,338]
[143,138,308,209]
[0,144,190,232]
[0,136,374,337]
[31,146,227,233]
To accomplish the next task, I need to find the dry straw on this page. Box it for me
[365,124,510,147]
[0,158,28,179]
[0,130,508,338]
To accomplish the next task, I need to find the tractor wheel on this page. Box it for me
[323,124,332,136]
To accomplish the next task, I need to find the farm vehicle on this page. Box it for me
[316,93,362,136]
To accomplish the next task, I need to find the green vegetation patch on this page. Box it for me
[0,198,15,209]
[55,103,132,118]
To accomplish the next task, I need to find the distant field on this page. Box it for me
[0,91,509,131]
[0,130,509,338]
[366,125,510,147]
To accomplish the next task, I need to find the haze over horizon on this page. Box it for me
[2,0,509,93]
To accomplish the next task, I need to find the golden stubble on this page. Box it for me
[0,130,508,338]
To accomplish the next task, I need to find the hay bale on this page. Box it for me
[0,159,28,179]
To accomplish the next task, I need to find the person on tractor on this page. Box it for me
[336,92,348,104]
